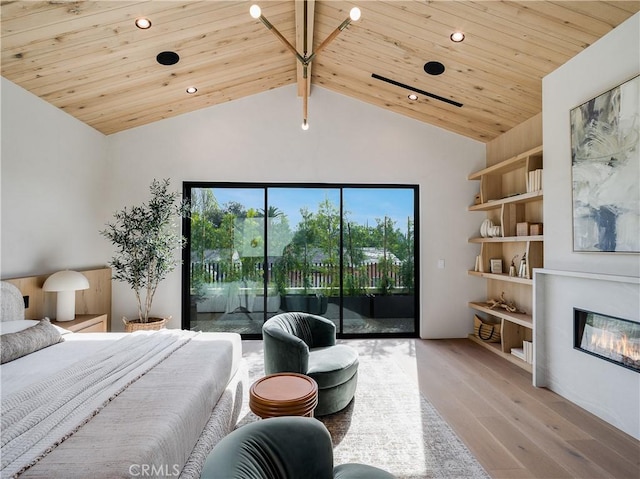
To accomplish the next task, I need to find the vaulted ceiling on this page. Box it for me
[2,1,638,141]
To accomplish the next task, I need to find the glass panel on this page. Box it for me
[268,188,341,331]
[342,188,416,334]
[189,187,265,334]
[185,183,418,338]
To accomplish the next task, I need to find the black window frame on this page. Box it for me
[181,182,420,340]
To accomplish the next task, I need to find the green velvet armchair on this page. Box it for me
[200,416,395,479]
[262,312,359,416]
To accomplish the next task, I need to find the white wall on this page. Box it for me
[543,13,640,277]
[2,79,485,336]
[1,78,110,277]
[539,13,640,439]
[107,85,485,334]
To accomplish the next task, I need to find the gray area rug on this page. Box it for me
[238,343,490,479]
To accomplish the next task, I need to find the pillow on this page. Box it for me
[1,318,64,364]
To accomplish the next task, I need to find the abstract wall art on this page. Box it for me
[570,75,639,253]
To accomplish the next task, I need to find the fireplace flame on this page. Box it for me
[588,327,640,363]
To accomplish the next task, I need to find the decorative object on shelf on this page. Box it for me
[487,292,523,314]
[530,223,543,235]
[43,270,90,321]
[518,253,528,278]
[509,255,518,277]
[516,222,530,236]
[490,258,503,274]
[570,74,639,253]
[526,169,543,192]
[474,255,481,272]
[249,3,360,130]
[488,224,502,237]
[101,179,189,327]
[474,193,481,205]
[480,219,493,238]
[473,315,501,343]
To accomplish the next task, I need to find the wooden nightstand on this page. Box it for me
[52,314,108,333]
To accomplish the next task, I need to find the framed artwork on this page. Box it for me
[490,258,503,274]
[570,75,639,253]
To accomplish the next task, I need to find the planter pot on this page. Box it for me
[372,295,415,319]
[342,295,373,317]
[283,295,328,315]
[122,316,168,332]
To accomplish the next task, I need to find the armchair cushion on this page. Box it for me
[308,345,359,389]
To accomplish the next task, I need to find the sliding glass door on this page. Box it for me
[183,183,418,338]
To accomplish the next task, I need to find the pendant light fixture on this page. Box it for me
[250,3,361,130]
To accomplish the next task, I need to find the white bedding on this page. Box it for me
[1,330,129,395]
[0,327,244,479]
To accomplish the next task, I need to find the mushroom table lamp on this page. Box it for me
[43,270,90,321]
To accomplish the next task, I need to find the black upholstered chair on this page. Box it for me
[200,416,395,479]
[262,312,359,416]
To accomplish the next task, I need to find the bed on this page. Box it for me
[0,281,245,479]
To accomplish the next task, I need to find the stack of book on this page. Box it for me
[511,340,534,364]
[527,169,543,192]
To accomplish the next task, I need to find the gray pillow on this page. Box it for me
[1,318,64,364]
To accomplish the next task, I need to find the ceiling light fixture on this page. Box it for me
[135,17,152,29]
[371,73,463,108]
[450,31,465,42]
[408,94,418,101]
[186,86,197,94]
[250,3,361,130]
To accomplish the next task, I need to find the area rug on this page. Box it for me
[238,343,491,479]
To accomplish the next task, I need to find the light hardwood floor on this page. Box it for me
[403,338,639,479]
[243,338,640,478]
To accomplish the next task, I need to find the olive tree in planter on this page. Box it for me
[101,179,189,331]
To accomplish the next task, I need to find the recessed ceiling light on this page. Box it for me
[186,86,197,94]
[424,61,445,76]
[450,31,465,42]
[135,18,152,29]
[156,51,179,66]
[408,94,418,101]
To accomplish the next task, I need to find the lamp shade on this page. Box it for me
[43,270,90,321]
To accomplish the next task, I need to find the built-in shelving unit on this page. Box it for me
[468,144,543,372]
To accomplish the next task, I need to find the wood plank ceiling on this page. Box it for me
[2,1,638,141]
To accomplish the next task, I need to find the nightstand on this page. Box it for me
[52,313,108,333]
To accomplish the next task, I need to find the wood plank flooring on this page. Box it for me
[243,338,640,478]
[408,339,640,479]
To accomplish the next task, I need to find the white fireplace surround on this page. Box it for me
[534,269,640,439]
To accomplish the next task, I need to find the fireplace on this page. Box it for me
[574,308,640,373]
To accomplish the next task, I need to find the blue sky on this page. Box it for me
[203,187,415,232]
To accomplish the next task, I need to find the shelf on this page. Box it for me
[468,270,533,285]
[469,235,543,243]
[468,145,543,180]
[469,301,533,329]
[468,141,541,376]
[468,334,532,373]
[469,190,543,211]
